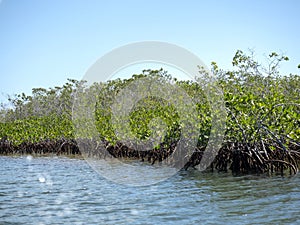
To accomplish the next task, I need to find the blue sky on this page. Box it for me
[0,0,299,103]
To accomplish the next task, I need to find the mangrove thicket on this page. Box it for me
[0,50,299,176]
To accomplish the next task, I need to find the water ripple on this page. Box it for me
[0,156,299,224]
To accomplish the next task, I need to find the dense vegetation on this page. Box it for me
[0,50,299,175]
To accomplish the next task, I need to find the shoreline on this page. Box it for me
[1,138,299,176]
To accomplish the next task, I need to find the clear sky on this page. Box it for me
[0,0,299,103]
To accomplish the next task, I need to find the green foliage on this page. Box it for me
[218,50,300,143]
[0,79,81,145]
[94,69,187,146]
[0,114,73,145]
[0,51,299,153]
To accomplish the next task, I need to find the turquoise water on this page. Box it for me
[0,156,299,224]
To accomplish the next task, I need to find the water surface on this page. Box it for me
[0,156,299,224]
